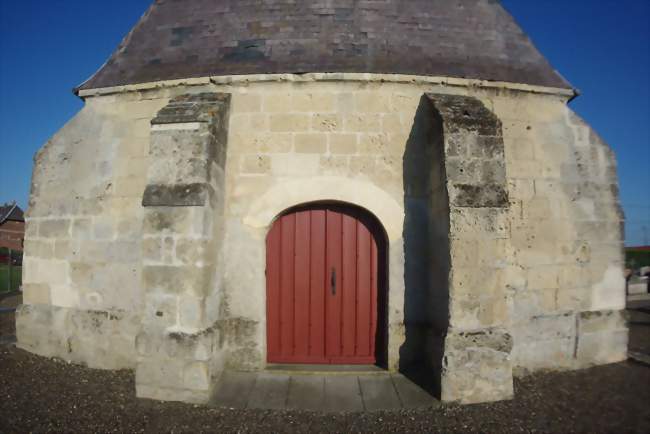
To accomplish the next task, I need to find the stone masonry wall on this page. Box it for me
[493,93,627,373]
[17,75,626,405]
[17,93,169,368]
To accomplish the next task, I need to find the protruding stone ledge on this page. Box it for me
[151,93,231,125]
[142,183,210,207]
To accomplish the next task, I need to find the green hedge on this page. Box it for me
[626,249,650,269]
[0,264,22,293]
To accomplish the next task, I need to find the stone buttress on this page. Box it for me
[135,93,231,403]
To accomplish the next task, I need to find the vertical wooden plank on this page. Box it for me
[280,214,296,357]
[341,213,358,357]
[309,210,327,359]
[356,221,372,357]
[325,210,342,359]
[294,211,311,358]
[370,234,378,359]
[266,220,282,360]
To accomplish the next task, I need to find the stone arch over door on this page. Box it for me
[241,176,406,370]
[265,202,389,366]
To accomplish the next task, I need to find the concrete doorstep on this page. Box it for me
[211,370,439,412]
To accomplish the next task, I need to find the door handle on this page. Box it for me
[330,268,336,296]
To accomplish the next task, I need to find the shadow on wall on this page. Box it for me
[400,95,451,398]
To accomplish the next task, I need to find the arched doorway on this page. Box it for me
[266,202,387,365]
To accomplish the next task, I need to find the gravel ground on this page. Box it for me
[1,294,649,433]
[629,309,650,354]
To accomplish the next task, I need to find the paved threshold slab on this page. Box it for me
[323,376,364,412]
[211,370,439,412]
[211,371,256,409]
[358,375,401,411]
[391,374,438,409]
[286,375,325,411]
[247,373,290,409]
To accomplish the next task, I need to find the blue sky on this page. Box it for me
[0,1,648,245]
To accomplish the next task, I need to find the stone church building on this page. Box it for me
[17,0,627,405]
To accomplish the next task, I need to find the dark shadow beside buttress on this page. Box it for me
[400,94,451,398]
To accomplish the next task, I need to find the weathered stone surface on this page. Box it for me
[151,93,231,125]
[142,183,210,207]
[441,328,514,404]
[20,76,625,408]
[16,304,137,370]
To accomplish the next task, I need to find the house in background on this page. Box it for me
[0,202,25,252]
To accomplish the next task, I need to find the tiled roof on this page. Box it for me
[77,0,571,92]
[0,203,24,224]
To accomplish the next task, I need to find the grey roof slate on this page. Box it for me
[77,0,571,92]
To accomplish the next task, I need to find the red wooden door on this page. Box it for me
[266,206,379,364]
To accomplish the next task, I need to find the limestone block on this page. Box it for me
[38,219,71,239]
[24,220,38,238]
[136,359,185,389]
[22,283,51,305]
[319,155,350,174]
[507,160,543,179]
[328,133,358,154]
[578,309,626,334]
[71,218,93,240]
[294,133,327,153]
[511,288,558,320]
[249,132,293,153]
[449,208,509,240]
[136,384,211,404]
[512,337,575,372]
[343,113,381,132]
[270,154,320,177]
[143,208,194,235]
[262,92,293,112]
[175,238,210,266]
[178,296,205,329]
[118,137,149,159]
[585,264,626,311]
[518,314,576,345]
[348,155,377,174]
[381,113,405,134]
[269,113,310,132]
[355,92,391,113]
[527,266,560,290]
[450,239,479,267]
[449,294,509,329]
[143,294,178,327]
[183,361,211,391]
[441,328,514,404]
[449,266,505,298]
[24,239,54,259]
[92,217,115,240]
[143,265,211,297]
[507,179,535,201]
[576,330,628,366]
[240,154,271,175]
[232,93,262,113]
[53,240,77,260]
[449,184,509,208]
[311,114,341,132]
[292,93,337,112]
[30,259,69,286]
